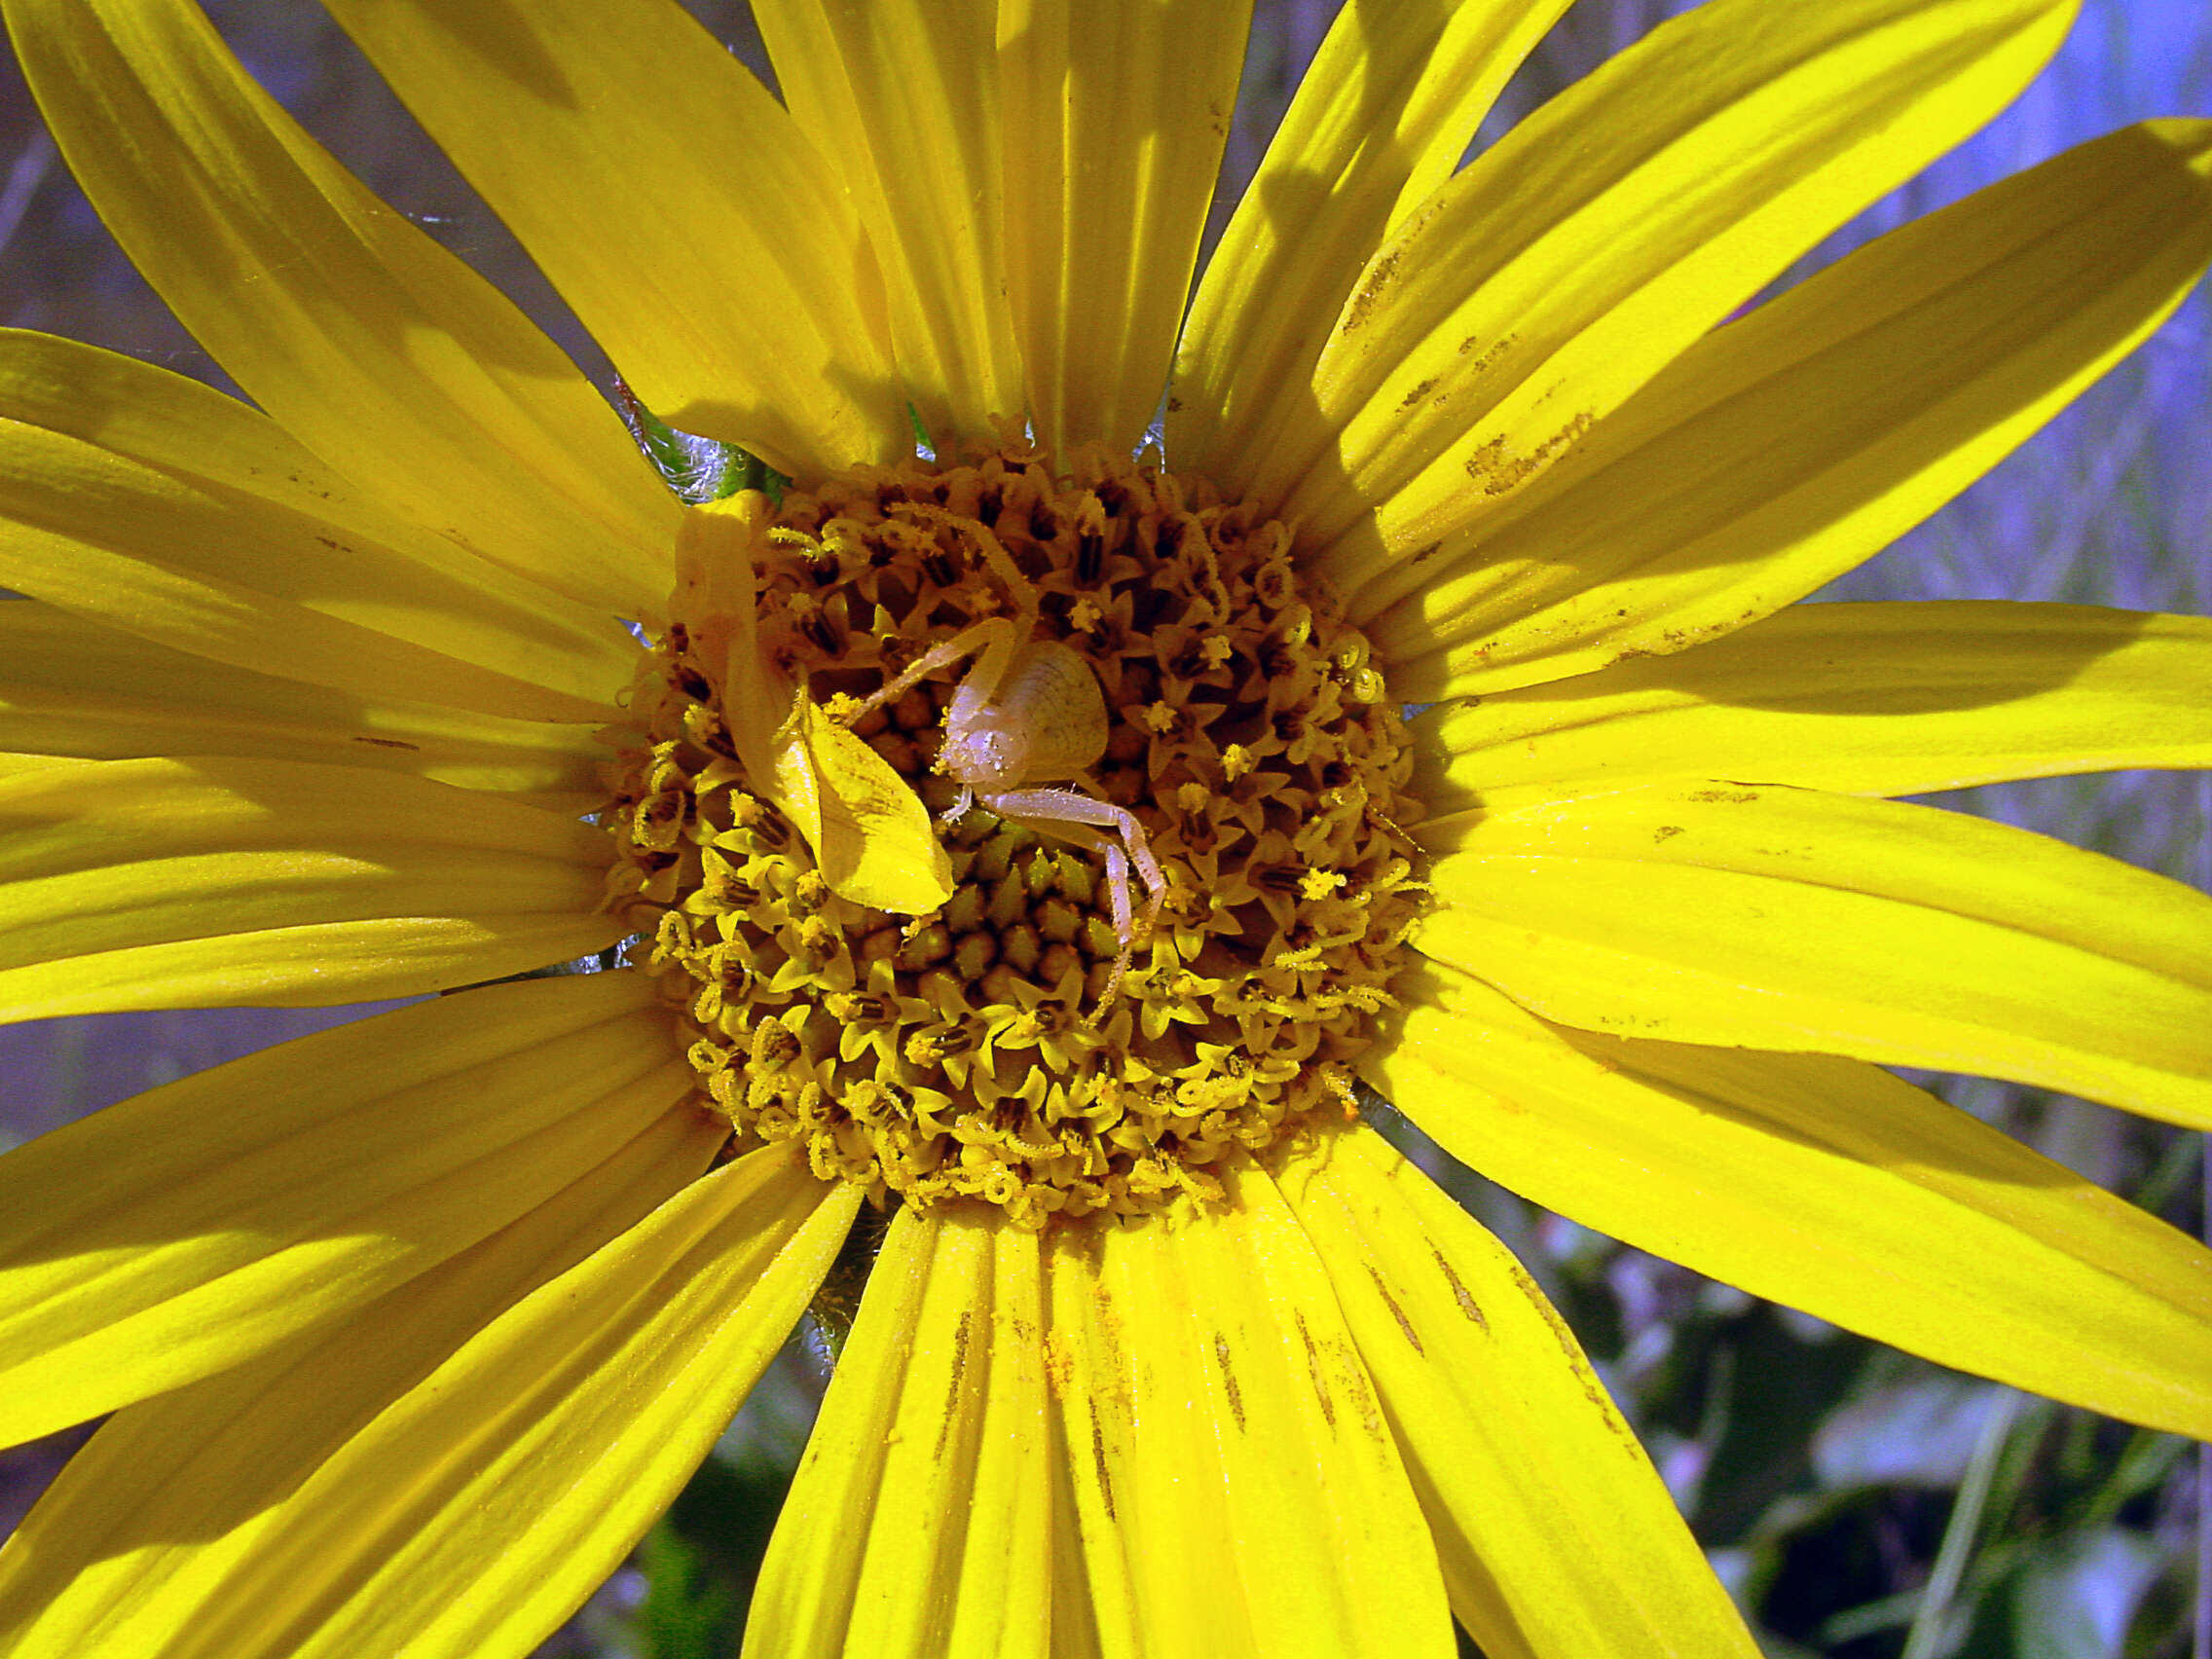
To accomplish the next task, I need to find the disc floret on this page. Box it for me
[600,444,1424,1227]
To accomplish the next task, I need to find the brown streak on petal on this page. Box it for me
[1296,1311,1336,1430]
[1366,1263,1423,1355]
[1214,1332,1246,1432]
[1090,1410,1118,1522]
[1433,1248,1487,1330]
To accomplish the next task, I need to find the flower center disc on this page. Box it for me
[602,445,1423,1227]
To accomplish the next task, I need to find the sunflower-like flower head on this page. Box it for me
[0,1,2210,1656]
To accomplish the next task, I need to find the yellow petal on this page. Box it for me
[1172,0,1573,488]
[0,601,606,813]
[0,972,685,1449]
[1000,0,1251,455]
[0,1101,723,1659]
[0,756,616,1021]
[1417,602,2212,813]
[1277,1126,1761,1657]
[0,331,635,723]
[1417,782,2212,1127]
[748,1207,1053,1658]
[1364,118,2212,695]
[755,0,1023,452]
[164,1146,850,1659]
[321,0,905,479]
[674,498,954,914]
[1367,960,2212,1441]
[1045,1159,1456,1658]
[1258,0,2078,571]
[6,0,680,618]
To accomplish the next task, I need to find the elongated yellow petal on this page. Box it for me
[1000,0,1251,455]
[1367,960,2212,1440]
[755,0,1023,452]
[1365,118,2212,695]
[0,601,606,813]
[1277,1127,1761,1658]
[1417,783,2212,1127]
[747,1207,1053,1659]
[0,1101,723,1659]
[1418,602,2212,813]
[0,331,634,723]
[1172,0,1572,487]
[322,0,905,479]
[5,0,679,618]
[0,757,616,1021]
[0,972,684,1449]
[1045,1159,1456,1658]
[163,1146,850,1659]
[1259,0,2077,572]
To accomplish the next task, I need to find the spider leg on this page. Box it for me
[980,788,1165,1014]
[839,617,1014,725]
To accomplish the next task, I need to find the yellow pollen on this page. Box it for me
[598,444,1424,1228]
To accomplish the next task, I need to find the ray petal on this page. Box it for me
[1172,0,1574,486]
[4,0,680,618]
[1278,1126,1761,1658]
[746,1207,1054,1659]
[1000,0,1252,455]
[0,601,606,813]
[0,331,636,723]
[322,0,906,478]
[1255,0,2078,569]
[754,0,1024,453]
[1417,782,2212,1128]
[1366,960,2212,1441]
[146,1146,852,1659]
[1358,119,2212,693]
[1045,1161,1456,1658]
[0,973,685,1449]
[1415,602,2212,812]
[0,1102,724,1659]
[0,756,617,1022]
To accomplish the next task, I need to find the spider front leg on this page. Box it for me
[981,787,1167,1010]
[840,616,1019,730]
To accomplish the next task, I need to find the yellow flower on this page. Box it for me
[1,0,2210,1654]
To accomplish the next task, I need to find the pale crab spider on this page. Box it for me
[841,592,1167,1008]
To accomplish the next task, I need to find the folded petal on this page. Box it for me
[747,1206,1053,1659]
[160,1145,851,1659]
[1362,118,2212,696]
[1365,960,2212,1441]
[1277,1126,1761,1658]
[1258,0,2077,571]
[0,756,617,1021]
[1000,0,1251,455]
[755,0,1024,452]
[1172,0,1573,488]
[0,601,606,813]
[1045,1159,1456,1658]
[1417,602,2212,812]
[1417,782,2212,1127]
[5,0,681,618]
[0,1099,724,1659]
[0,331,635,723]
[0,971,687,1448]
[321,0,906,480]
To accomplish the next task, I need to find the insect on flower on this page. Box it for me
[837,513,1167,1008]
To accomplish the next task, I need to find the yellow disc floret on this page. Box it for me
[599,443,1423,1227]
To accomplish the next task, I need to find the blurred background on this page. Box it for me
[0,1,2206,1653]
